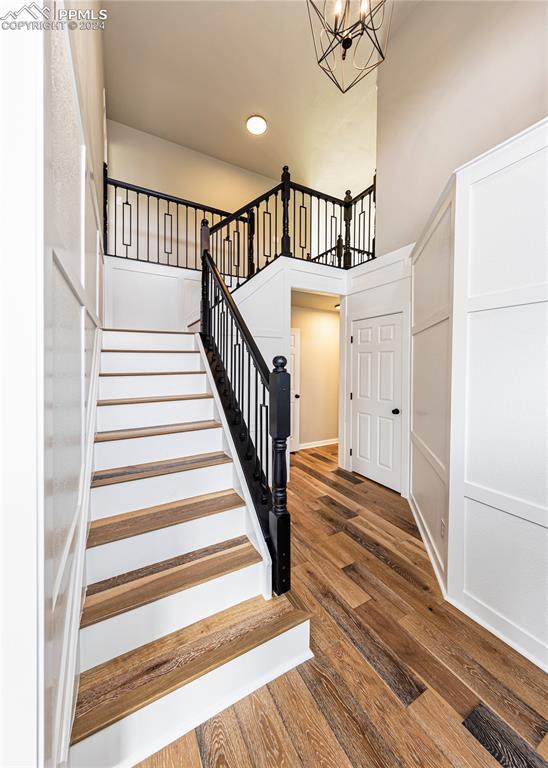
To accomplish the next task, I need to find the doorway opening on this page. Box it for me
[290,290,341,453]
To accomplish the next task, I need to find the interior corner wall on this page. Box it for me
[291,305,339,447]
[66,1,106,212]
[375,0,548,256]
[106,120,278,212]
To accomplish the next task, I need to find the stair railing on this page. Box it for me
[209,166,376,285]
[103,164,375,281]
[200,221,291,595]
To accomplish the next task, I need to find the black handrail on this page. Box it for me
[210,183,282,234]
[107,176,232,217]
[200,224,290,595]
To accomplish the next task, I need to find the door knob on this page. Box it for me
[295,394,300,399]
[392,408,400,415]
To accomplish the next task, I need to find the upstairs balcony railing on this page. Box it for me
[104,164,375,287]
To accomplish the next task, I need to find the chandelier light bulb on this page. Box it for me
[360,0,369,18]
[246,115,267,136]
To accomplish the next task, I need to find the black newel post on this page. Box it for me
[281,165,291,258]
[343,189,352,269]
[247,209,256,278]
[200,220,211,343]
[269,355,291,595]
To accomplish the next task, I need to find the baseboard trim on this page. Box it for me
[296,438,338,450]
[446,594,548,673]
[407,494,447,598]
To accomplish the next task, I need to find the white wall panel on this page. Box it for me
[469,147,548,298]
[104,257,199,331]
[412,206,452,329]
[449,119,548,670]
[464,498,548,646]
[42,24,105,765]
[412,319,450,467]
[410,190,454,587]
[410,441,447,574]
[467,303,548,509]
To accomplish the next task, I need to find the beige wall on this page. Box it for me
[376,1,548,255]
[107,120,277,212]
[67,0,106,209]
[291,305,339,446]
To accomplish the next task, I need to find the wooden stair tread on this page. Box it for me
[81,536,262,628]
[91,451,231,488]
[72,596,309,744]
[103,328,194,335]
[87,489,245,548]
[97,393,212,406]
[102,348,199,353]
[95,419,221,443]
[99,371,205,377]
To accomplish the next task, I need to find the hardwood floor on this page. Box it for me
[137,444,548,768]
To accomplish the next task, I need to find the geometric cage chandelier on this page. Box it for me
[306,0,393,93]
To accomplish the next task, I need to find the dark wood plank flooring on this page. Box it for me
[137,444,548,768]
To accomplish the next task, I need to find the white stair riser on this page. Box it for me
[98,373,207,400]
[86,506,247,584]
[79,561,264,671]
[93,428,223,471]
[101,351,202,373]
[90,463,234,520]
[103,331,196,351]
[70,621,312,768]
[96,398,214,431]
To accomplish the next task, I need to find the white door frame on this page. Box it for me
[349,310,408,494]
[348,311,406,494]
[289,327,301,451]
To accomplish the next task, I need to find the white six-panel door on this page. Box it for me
[352,313,402,492]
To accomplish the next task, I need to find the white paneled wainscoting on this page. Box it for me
[448,118,548,671]
[408,118,548,671]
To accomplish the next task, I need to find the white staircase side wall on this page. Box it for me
[195,336,272,599]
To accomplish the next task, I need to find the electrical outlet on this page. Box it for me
[440,519,446,538]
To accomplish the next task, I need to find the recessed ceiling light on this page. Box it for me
[246,115,267,136]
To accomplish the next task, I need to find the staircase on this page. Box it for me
[70,329,311,768]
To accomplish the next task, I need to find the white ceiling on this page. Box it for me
[103,0,379,197]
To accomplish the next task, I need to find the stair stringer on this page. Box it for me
[195,334,272,600]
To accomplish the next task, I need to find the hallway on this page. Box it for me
[140,445,548,768]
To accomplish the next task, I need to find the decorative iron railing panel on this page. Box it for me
[105,177,231,269]
[200,238,290,595]
[104,165,375,283]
